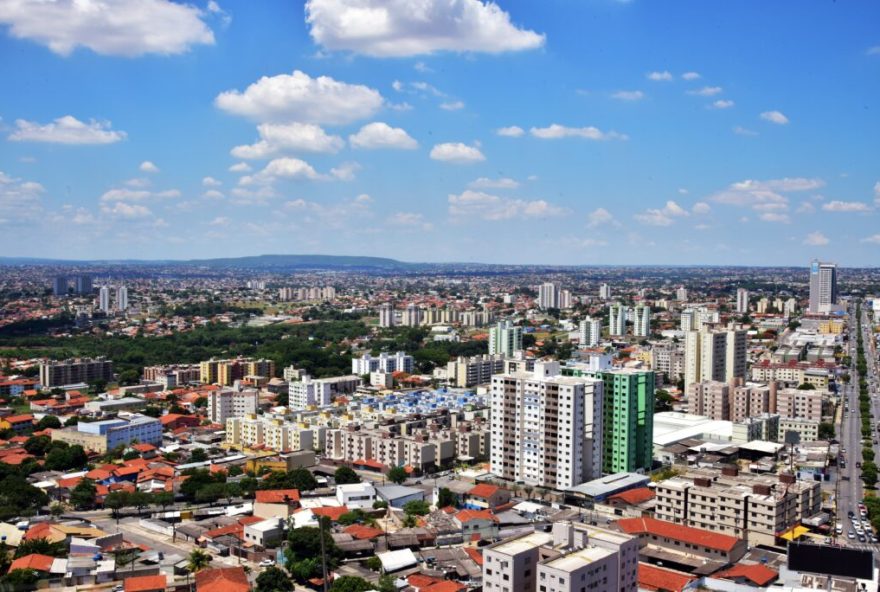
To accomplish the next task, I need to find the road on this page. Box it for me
[834,302,878,551]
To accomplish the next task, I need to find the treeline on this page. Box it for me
[370,326,488,372]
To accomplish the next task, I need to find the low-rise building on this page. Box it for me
[52,414,161,453]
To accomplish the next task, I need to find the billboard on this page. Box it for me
[787,542,874,580]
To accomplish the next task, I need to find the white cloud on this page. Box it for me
[710,99,735,109]
[0,0,214,57]
[389,212,433,231]
[710,178,824,213]
[101,201,152,219]
[803,231,830,246]
[611,90,644,101]
[440,100,465,111]
[231,122,345,159]
[414,61,433,73]
[202,189,225,200]
[587,207,616,228]
[861,234,880,244]
[0,171,44,224]
[758,212,790,223]
[241,157,323,185]
[867,46,880,56]
[229,162,252,173]
[125,177,151,188]
[9,115,126,144]
[430,143,485,164]
[733,126,758,136]
[448,190,565,221]
[330,161,361,181]
[215,70,384,125]
[796,201,816,214]
[821,200,872,212]
[647,70,673,81]
[349,122,418,150]
[304,0,545,57]
[202,177,222,187]
[681,71,701,80]
[496,126,524,137]
[139,161,159,173]
[687,86,722,96]
[529,124,627,141]
[874,181,880,204]
[760,110,789,125]
[100,187,179,202]
[468,177,519,190]
[634,200,689,226]
[692,202,711,214]
[208,216,230,226]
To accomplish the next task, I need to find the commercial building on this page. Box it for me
[351,352,414,375]
[488,321,523,357]
[808,259,838,314]
[85,397,147,415]
[446,354,505,388]
[490,361,604,489]
[207,389,259,424]
[569,368,655,474]
[39,357,114,388]
[52,414,161,453]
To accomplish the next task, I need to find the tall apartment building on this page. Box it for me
[483,523,638,592]
[654,467,821,546]
[490,361,603,489]
[98,285,110,312]
[378,303,395,328]
[402,304,422,327]
[808,259,838,314]
[74,275,93,295]
[558,289,573,310]
[278,286,336,301]
[775,388,823,421]
[676,286,688,301]
[650,343,685,381]
[39,357,114,388]
[736,288,749,314]
[683,328,746,390]
[730,383,772,422]
[351,352,414,375]
[200,358,276,386]
[142,363,201,387]
[538,282,559,309]
[599,284,611,300]
[608,305,626,337]
[446,354,505,388]
[488,321,523,357]
[288,375,360,409]
[226,415,315,452]
[578,317,602,347]
[569,368,654,474]
[52,275,68,296]
[207,388,259,424]
[116,285,129,312]
[633,305,651,338]
[687,381,730,420]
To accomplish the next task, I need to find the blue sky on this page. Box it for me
[0,0,878,265]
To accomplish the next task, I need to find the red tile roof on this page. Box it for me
[312,506,349,521]
[717,563,779,586]
[467,483,501,498]
[424,582,466,592]
[124,574,167,592]
[9,554,55,573]
[344,524,384,540]
[463,547,483,566]
[195,567,249,592]
[638,563,696,592]
[407,574,440,589]
[608,487,655,506]
[255,489,301,503]
[616,517,741,553]
[454,509,498,524]
[3,414,34,424]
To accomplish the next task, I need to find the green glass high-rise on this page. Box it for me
[566,367,655,474]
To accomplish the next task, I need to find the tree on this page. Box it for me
[189,448,209,463]
[334,466,361,485]
[186,549,212,574]
[152,492,174,509]
[70,478,98,510]
[0,569,39,591]
[377,576,396,592]
[330,576,373,592]
[35,415,61,430]
[104,491,130,522]
[365,556,382,572]
[373,500,388,510]
[289,468,318,491]
[255,566,293,592]
[437,487,457,509]
[818,422,835,440]
[14,538,66,559]
[286,525,340,571]
[387,466,407,484]
[797,383,816,390]
[403,500,430,516]
[401,514,418,528]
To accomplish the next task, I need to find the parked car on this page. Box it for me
[259,559,275,567]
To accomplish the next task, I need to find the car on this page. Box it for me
[849,531,856,539]
[859,535,867,542]
[112,586,124,592]
[258,559,274,567]
[849,510,855,518]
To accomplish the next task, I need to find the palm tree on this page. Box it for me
[186,549,212,590]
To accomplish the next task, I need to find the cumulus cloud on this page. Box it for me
[611,90,644,101]
[687,86,722,96]
[468,177,519,190]
[240,157,323,186]
[710,99,735,109]
[496,126,525,137]
[587,207,616,228]
[229,162,252,173]
[760,110,789,125]
[139,161,159,173]
[821,200,872,212]
[208,216,230,226]
[330,161,361,181]
[215,70,384,125]
[634,200,689,226]
[430,143,485,164]
[710,178,824,216]
[448,190,565,221]
[0,171,44,224]
[304,0,545,57]
[389,212,433,231]
[100,187,179,202]
[681,72,701,80]
[349,122,418,150]
[9,115,126,144]
[692,202,711,214]
[733,126,758,136]
[440,100,465,111]
[758,212,790,223]
[861,234,880,244]
[0,0,214,57]
[803,231,830,246]
[646,70,673,81]
[529,124,627,141]
[231,122,345,159]
[202,189,225,200]
[101,201,152,219]
[202,177,222,187]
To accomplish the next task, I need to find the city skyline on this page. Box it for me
[1,1,879,265]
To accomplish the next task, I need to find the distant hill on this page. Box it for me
[0,254,415,270]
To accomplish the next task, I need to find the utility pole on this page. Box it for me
[319,515,329,592]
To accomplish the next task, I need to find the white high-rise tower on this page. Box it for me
[98,285,110,313]
[116,285,129,312]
